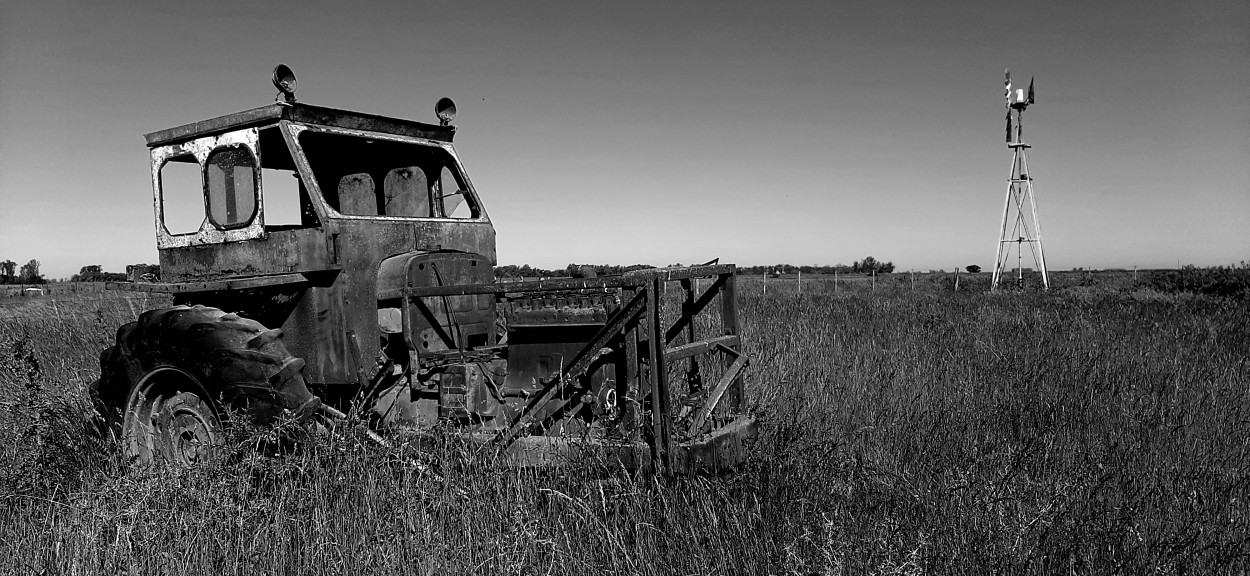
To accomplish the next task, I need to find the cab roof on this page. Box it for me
[144,102,456,148]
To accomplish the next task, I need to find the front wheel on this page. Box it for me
[92,305,318,465]
[122,368,222,466]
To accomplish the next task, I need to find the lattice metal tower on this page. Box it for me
[992,69,1050,290]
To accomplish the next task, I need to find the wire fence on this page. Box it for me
[0,293,171,321]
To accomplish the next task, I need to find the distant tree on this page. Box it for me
[0,259,15,283]
[73,264,104,282]
[965,264,982,273]
[18,259,44,284]
[565,263,597,278]
[852,256,893,274]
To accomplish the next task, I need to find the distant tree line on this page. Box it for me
[0,259,45,284]
[70,265,127,283]
[741,256,895,276]
[495,257,898,280]
[0,260,161,284]
[495,263,656,279]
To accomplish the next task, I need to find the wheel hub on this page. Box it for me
[123,375,221,466]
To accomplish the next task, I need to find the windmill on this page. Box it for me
[992,69,1050,290]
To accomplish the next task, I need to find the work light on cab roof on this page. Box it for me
[270,63,456,127]
[435,97,457,126]
[272,64,297,103]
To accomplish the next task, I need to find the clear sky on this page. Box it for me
[2,0,1246,279]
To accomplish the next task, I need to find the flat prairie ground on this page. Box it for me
[0,272,1247,575]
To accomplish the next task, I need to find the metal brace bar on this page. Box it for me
[688,345,748,436]
[664,273,727,345]
[664,335,740,363]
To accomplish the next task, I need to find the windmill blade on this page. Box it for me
[1004,68,1012,104]
[1027,77,1035,104]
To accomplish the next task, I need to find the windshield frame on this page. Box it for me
[282,121,488,224]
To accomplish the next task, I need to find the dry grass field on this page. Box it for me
[1,271,1247,575]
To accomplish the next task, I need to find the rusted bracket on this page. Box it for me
[664,334,740,363]
[493,289,648,447]
[106,272,318,294]
[688,345,748,437]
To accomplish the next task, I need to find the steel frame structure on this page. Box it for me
[402,264,750,473]
[992,109,1050,290]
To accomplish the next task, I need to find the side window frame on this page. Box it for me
[204,144,260,231]
[150,128,267,249]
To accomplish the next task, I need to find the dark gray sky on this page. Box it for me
[2,0,1247,278]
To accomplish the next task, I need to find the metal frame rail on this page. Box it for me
[395,264,746,472]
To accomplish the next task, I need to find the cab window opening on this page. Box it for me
[297,130,478,219]
[259,126,320,230]
[159,155,204,235]
[205,146,258,229]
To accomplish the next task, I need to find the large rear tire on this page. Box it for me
[91,305,318,465]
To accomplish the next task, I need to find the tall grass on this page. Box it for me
[1,282,1247,574]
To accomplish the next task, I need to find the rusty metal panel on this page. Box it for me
[720,271,743,411]
[645,281,674,471]
[151,128,265,250]
[145,105,285,147]
[288,104,455,143]
[397,265,737,298]
[144,103,454,148]
[159,228,333,282]
[285,284,348,386]
[106,272,311,294]
[379,250,496,354]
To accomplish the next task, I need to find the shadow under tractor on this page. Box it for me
[92,65,755,473]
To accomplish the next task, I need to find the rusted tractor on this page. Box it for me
[92,66,754,473]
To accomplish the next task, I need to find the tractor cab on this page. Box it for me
[129,76,498,388]
[145,97,492,256]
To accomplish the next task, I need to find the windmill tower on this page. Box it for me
[992,69,1050,290]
